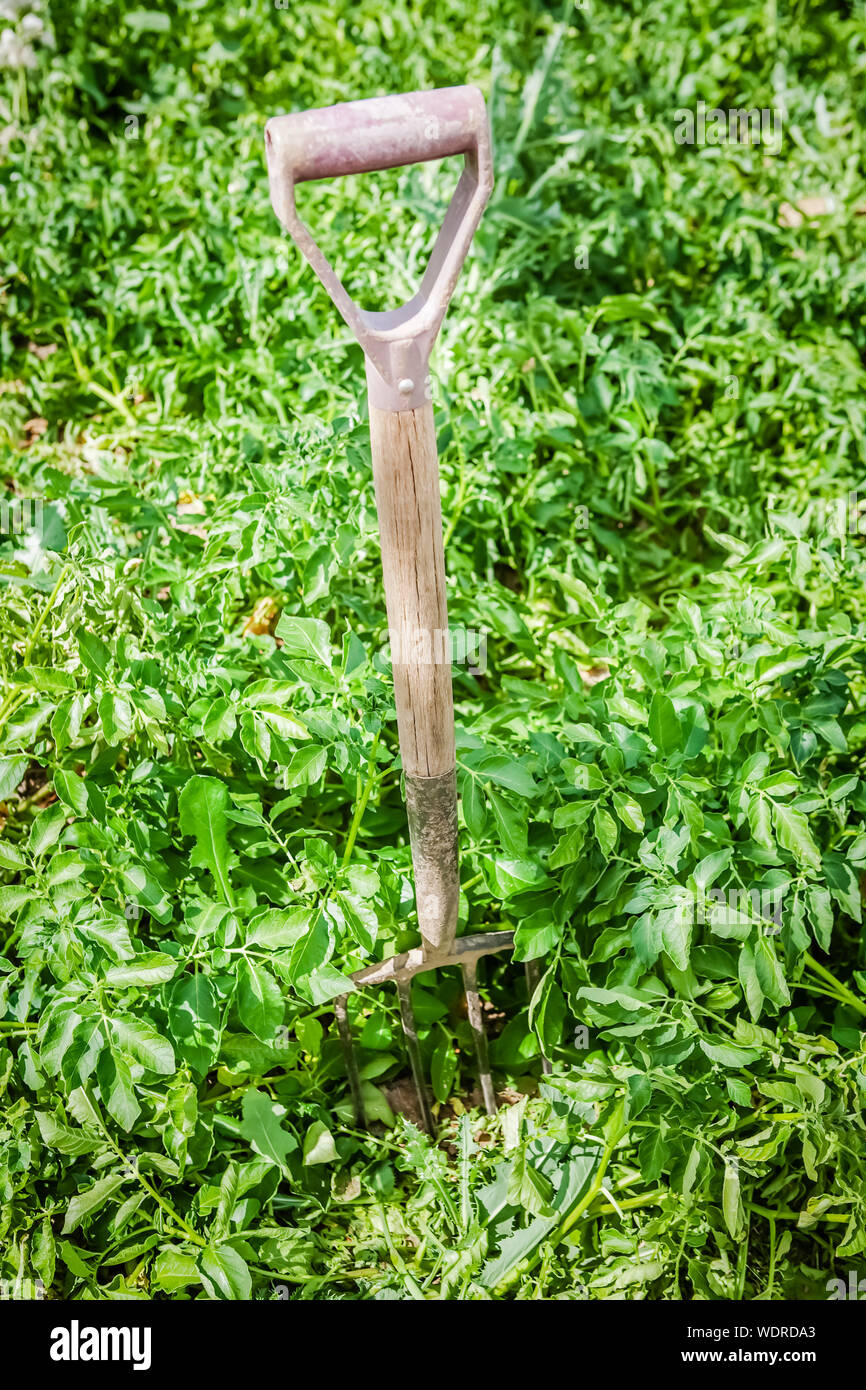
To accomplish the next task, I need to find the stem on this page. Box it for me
[587,1189,666,1217]
[21,565,71,667]
[88,1093,205,1246]
[746,1201,847,1223]
[342,731,380,866]
[803,952,866,1018]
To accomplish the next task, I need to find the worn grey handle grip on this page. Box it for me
[265,86,487,184]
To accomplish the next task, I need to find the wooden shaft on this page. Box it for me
[368,400,458,954]
[368,401,455,778]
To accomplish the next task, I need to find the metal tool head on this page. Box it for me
[264,86,493,411]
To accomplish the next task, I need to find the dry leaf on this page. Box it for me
[580,662,610,687]
[242,596,279,636]
[23,416,48,442]
[778,195,836,229]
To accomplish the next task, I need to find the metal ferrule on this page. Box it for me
[404,768,459,955]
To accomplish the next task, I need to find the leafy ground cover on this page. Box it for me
[1,0,866,1299]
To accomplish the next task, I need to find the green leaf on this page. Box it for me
[611,789,644,833]
[304,963,356,1004]
[659,899,693,972]
[0,755,28,801]
[97,1048,140,1130]
[104,953,178,988]
[77,631,112,680]
[699,1038,761,1067]
[151,1249,201,1293]
[474,754,538,799]
[754,936,791,1008]
[240,1088,297,1170]
[488,788,528,856]
[552,800,595,829]
[35,1110,102,1157]
[639,1127,669,1182]
[805,885,834,952]
[0,884,34,914]
[593,805,618,857]
[247,907,309,949]
[513,910,561,962]
[51,694,85,750]
[548,823,585,869]
[203,697,237,742]
[280,744,326,788]
[112,1017,176,1073]
[0,840,27,871]
[431,1030,458,1104]
[179,775,235,905]
[53,768,88,816]
[648,691,681,755]
[199,1245,252,1300]
[168,974,221,1074]
[303,1119,338,1166]
[62,1173,127,1234]
[722,1163,744,1239]
[288,911,332,985]
[771,801,821,871]
[693,848,731,889]
[506,1146,554,1216]
[98,690,134,743]
[274,614,332,667]
[486,857,549,898]
[236,959,283,1041]
[461,773,487,838]
[747,794,775,851]
[32,1215,55,1287]
[29,802,67,855]
[738,943,764,1022]
[126,9,172,33]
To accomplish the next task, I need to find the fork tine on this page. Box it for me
[524,959,552,1075]
[335,993,366,1129]
[396,978,434,1136]
[462,958,496,1116]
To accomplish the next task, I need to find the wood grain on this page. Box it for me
[368,401,455,780]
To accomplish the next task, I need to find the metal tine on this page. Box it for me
[335,993,365,1129]
[462,958,496,1116]
[396,978,435,1136]
[524,959,552,1076]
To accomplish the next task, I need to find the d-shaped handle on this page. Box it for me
[265,86,493,411]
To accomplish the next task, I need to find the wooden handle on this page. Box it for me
[369,402,455,778]
[368,400,458,953]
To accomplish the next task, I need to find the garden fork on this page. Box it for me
[265,87,515,1133]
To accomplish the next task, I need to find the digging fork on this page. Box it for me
[265,86,514,1134]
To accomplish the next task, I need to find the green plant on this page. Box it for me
[1,0,865,1300]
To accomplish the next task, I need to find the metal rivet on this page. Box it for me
[398,377,415,394]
